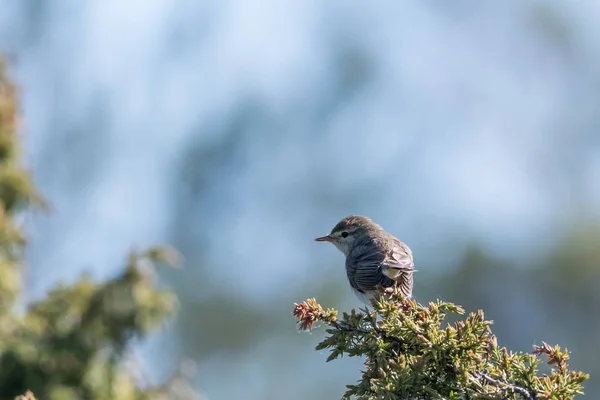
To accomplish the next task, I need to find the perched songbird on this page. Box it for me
[315,215,415,305]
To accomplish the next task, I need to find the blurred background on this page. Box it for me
[1,1,600,399]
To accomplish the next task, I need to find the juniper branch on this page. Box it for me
[472,371,534,400]
[293,293,588,400]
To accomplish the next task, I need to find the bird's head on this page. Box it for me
[315,215,383,255]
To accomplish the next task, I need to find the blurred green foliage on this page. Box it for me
[0,60,199,399]
[294,291,589,399]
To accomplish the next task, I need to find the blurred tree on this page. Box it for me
[0,59,200,399]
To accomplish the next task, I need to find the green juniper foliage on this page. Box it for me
[0,59,199,400]
[293,289,588,400]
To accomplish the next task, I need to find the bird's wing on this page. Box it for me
[384,239,415,277]
[345,245,393,293]
[379,239,415,297]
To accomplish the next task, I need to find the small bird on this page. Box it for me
[315,215,415,305]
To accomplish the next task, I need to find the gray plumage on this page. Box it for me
[315,215,414,305]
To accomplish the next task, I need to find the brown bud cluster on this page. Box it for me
[292,298,337,331]
[293,298,325,331]
[533,341,569,373]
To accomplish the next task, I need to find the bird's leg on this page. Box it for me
[381,286,394,295]
[375,283,394,295]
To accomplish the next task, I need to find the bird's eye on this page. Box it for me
[341,231,349,238]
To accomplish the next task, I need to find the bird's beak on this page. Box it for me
[314,235,333,242]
